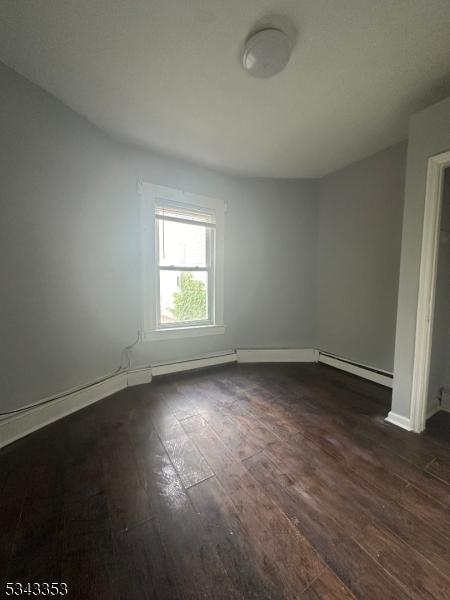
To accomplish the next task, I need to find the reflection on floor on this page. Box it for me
[1,362,449,599]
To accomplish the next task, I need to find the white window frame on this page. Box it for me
[139,182,225,341]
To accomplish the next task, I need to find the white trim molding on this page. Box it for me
[0,347,317,448]
[236,348,318,363]
[410,150,450,432]
[0,345,412,448]
[318,352,393,388]
[0,373,128,449]
[127,367,153,387]
[0,352,236,448]
[385,411,413,431]
[151,351,237,376]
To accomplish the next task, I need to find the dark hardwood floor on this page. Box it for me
[1,362,449,599]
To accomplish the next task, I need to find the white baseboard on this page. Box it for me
[236,348,318,363]
[318,352,393,388]
[0,372,128,449]
[151,351,237,377]
[0,346,403,449]
[385,411,413,431]
[0,353,236,449]
[127,367,152,386]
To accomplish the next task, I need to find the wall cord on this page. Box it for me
[0,331,142,417]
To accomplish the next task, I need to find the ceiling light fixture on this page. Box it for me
[242,28,292,78]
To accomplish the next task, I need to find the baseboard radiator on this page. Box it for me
[1,347,395,448]
[317,351,393,388]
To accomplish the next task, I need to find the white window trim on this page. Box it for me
[139,182,225,341]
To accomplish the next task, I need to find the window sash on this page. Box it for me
[155,209,215,329]
[155,214,216,228]
[158,266,209,272]
[155,201,216,225]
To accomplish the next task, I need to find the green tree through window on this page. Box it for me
[170,272,207,321]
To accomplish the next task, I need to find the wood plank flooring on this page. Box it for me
[1,363,449,599]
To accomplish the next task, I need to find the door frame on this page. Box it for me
[410,150,450,432]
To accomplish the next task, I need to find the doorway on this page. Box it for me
[410,150,450,432]
[428,168,450,415]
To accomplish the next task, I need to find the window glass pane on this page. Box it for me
[159,270,208,323]
[158,219,207,267]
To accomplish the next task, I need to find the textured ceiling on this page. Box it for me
[1,1,450,178]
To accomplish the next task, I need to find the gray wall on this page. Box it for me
[316,143,407,372]
[2,58,426,417]
[427,169,450,410]
[0,62,318,412]
[392,97,450,420]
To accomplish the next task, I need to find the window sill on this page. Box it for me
[142,324,225,342]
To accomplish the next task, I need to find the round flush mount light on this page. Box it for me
[242,28,292,78]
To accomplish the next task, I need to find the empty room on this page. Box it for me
[1,1,450,599]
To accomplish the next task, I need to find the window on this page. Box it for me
[156,204,213,327]
[140,183,225,340]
